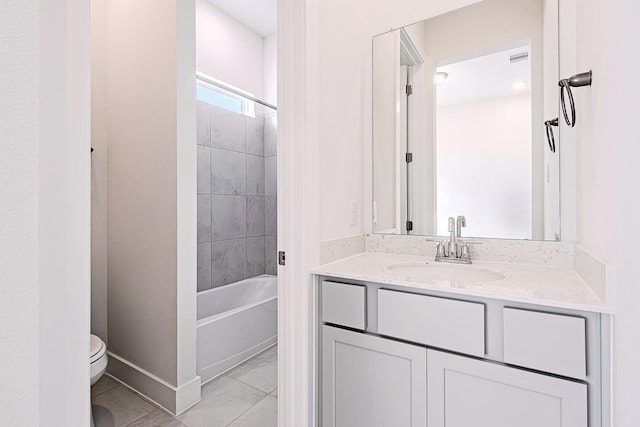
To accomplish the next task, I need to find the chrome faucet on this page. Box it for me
[456,215,466,237]
[435,215,478,264]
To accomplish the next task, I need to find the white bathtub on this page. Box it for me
[197,275,277,384]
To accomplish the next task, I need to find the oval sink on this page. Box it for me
[387,262,505,283]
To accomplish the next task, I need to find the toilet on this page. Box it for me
[90,334,108,426]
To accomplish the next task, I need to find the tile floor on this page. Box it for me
[92,345,277,427]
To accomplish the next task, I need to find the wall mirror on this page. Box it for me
[372,0,560,241]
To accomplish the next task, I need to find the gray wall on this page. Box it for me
[197,102,278,291]
[106,0,197,394]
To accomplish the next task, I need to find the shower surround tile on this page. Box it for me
[211,105,246,153]
[246,115,265,156]
[265,195,277,236]
[264,114,277,156]
[211,195,246,241]
[211,148,246,195]
[197,101,211,146]
[197,243,212,292]
[197,195,211,243]
[211,239,246,288]
[198,104,277,291]
[265,156,277,196]
[246,196,265,237]
[246,154,265,195]
[197,145,211,194]
[247,236,266,277]
[265,236,277,276]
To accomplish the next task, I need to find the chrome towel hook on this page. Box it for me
[559,70,592,127]
[545,118,558,153]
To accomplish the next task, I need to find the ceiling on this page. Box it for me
[206,0,277,38]
[436,45,531,107]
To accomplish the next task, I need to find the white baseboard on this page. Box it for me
[106,351,201,415]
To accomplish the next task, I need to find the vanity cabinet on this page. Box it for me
[318,280,601,427]
[427,349,587,427]
[322,325,427,427]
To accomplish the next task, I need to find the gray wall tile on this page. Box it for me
[265,156,277,196]
[198,195,212,243]
[197,101,211,146]
[211,195,246,241]
[265,236,277,276]
[246,115,264,156]
[246,154,265,196]
[264,114,277,156]
[265,195,277,236]
[211,148,246,195]
[198,243,212,292]
[211,105,246,152]
[211,239,246,287]
[246,237,266,278]
[197,145,211,194]
[247,196,265,237]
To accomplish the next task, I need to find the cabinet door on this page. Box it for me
[427,349,587,427]
[322,325,427,427]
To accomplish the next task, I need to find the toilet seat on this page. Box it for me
[90,334,106,364]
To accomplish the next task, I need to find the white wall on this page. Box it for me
[571,0,640,424]
[91,0,108,343]
[264,34,278,106]
[1,0,91,425]
[39,0,93,424]
[196,0,265,98]
[436,94,532,239]
[0,1,41,424]
[106,0,198,412]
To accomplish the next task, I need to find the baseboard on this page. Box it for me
[106,351,201,415]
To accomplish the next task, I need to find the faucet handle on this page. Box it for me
[459,240,480,261]
[435,240,446,258]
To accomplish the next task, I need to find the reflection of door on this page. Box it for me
[399,66,409,234]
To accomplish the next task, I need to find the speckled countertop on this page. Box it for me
[312,252,613,313]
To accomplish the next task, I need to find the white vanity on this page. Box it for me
[313,250,612,427]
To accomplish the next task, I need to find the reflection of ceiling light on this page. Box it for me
[434,72,448,85]
[513,81,527,90]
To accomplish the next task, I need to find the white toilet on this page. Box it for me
[90,334,108,426]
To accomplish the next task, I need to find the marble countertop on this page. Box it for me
[312,252,612,313]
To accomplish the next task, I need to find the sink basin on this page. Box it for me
[387,262,505,283]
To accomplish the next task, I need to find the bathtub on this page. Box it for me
[197,275,277,385]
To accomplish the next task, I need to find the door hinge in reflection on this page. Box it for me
[406,84,413,95]
[405,152,413,163]
[278,251,286,266]
[406,221,413,232]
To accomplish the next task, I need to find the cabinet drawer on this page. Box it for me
[322,281,366,330]
[378,289,485,357]
[503,308,586,380]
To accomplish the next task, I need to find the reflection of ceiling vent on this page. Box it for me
[510,51,529,63]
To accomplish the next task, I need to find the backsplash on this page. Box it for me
[197,101,278,291]
[319,234,366,265]
[366,233,574,267]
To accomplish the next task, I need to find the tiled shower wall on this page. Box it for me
[197,101,277,291]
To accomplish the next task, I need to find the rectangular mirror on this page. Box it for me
[372,0,560,241]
